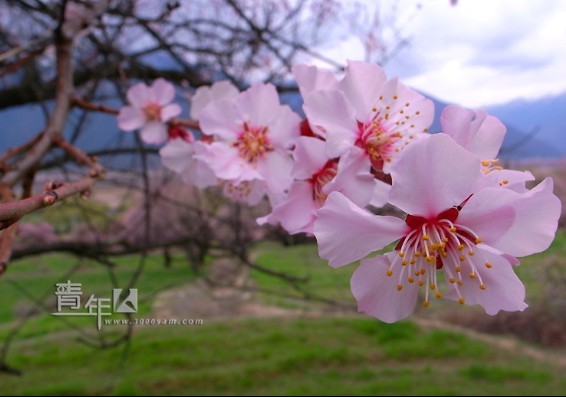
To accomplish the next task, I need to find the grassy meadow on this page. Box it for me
[0,230,564,395]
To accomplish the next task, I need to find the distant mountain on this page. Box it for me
[486,93,566,159]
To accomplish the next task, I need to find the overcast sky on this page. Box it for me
[318,0,566,108]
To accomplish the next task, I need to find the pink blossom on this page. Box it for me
[302,60,434,174]
[117,78,182,144]
[197,83,301,205]
[314,134,561,322]
[292,64,339,138]
[292,64,338,98]
[159,133,216,188]
[222,179,267,205]
[190,80,240,119]
[260,137,377,234]
[440,104,534,190]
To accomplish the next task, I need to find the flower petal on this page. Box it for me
[159,139,194,173]
[140,122,168,144]
[267,105,301,150]
[197,142,260,182]
[351,252,419,323]
[292,63,338,97]
[322,147,376,208]
[292,136,330,179]
[369,179,392,207]
[190,81,239,119]
[236,83,282,127]
[223,179,266,205]
[459,177,561,257]
[476,169,535,192]
[338,60,387,122]
[199,99,241,142]
[184,142,218,188]
[444,246,527,315]
[117,106,145,131]
[160,103,182,121]
[257,150,294,205]
[441,105,506,160]
[150,78,176,106]
[127,82,152,108]
[264,181,318,234]
[302,90,358,158]
[314,191,408,268]
[389,133,481,218]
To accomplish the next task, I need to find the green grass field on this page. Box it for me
[0,231,564,396]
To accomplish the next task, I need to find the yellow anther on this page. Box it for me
[458,297,465,305]
[402,260,408,266]
[398,252,405,258]
[430,243,439,250]
[457,244,464,251]
[415,252,421,257]
[455,266,462,272]
[469,273,476,279]
[449,278,456,284]
[426,256,436,264]
[485,262,492,269]
[372,107,377,112]
[479,284,487,290]
[430,284,436,291]
[481,160,491,167]
[393,95,398,100]
[468,251,475,256]
[450,227,457,232]
[502,180,509,185]
[397,284,403,291]
[408,277,415,283]
[459,255,465,262]
[442,237,449,243]
[418,280,425,287]
[422,235,430,240]
[423,301,430,308]
[420,269,426,275]
[435,291,443,299]
[475,237,483,244]
[386,270,393,277]
[457,280,464,286]
[410,259,416,265]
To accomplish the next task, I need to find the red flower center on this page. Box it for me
[388,203,489,308]
[309,160,338,205]
[233,122,273,164]
[143,102,162,121]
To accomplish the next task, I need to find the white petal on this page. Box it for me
[117,106,145,131]
[140,122,168,145]
[151,78,176,105]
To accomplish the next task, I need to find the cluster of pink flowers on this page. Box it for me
[117,60,561,323]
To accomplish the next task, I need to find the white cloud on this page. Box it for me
[313,0,566,108]
[383,0,566,107]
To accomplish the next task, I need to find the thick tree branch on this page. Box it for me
[0,174,101,230]
[0,31,74,187]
